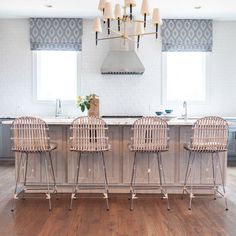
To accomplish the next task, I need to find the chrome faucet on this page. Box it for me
[55,99,62,117]
[182,101,187,120]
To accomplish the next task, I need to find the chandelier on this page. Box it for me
[92,0,162,48]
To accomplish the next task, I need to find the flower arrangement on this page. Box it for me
[76,94,95,112]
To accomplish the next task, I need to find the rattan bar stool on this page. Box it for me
[129,117,170,211]
[69,116,110,210]
[182,116,229,210]
[11,117,57,211]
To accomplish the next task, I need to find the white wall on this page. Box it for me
[0,19,236,118]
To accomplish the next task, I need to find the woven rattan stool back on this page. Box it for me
[70,116,109,152]
[191,116,228,152]
[11,117,50,152]
[130,117,169,152]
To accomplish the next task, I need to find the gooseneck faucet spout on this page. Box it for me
[55,99,62,117]
[182,101,187,121]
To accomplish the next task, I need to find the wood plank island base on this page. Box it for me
[3,118,227,194]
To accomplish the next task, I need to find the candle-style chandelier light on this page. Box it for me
[92,0,162,48]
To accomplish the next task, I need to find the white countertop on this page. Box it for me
[105,118,197,126]
[3,117,236,126]
[1,117,196,126]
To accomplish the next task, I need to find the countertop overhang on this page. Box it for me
[1,117,198,126]
[3,117,236,126]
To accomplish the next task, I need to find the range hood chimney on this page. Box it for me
[100,23,145,75]
[101,50,145,75]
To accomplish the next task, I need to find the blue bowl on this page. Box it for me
[156,111,163,116]
[165,109,173,114]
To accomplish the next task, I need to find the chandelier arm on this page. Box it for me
[97,36,124,41]
[132,20,145,23]
[124,36,136,42]
[109,28,135,41]
[128,32,157,37]
[140,32,157,36]
[109,28,124,36]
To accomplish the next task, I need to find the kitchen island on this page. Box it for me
[3,118,227,193]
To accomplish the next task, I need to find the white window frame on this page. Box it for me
[161,52,208,105]
[32,51,82,104]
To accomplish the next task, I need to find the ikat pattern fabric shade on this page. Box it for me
[161,19,213,52]
[30,18,83,51]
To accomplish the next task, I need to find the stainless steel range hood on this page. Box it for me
[101,50,145,75]
[100,21,145,75]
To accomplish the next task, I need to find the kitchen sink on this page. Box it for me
[102,116,143,118]
[177,117,199,120]
[43,116,75,119]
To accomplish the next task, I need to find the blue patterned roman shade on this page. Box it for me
[30,18,83,51]
[161,19,213,52]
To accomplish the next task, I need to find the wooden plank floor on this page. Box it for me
[0,164,236,236]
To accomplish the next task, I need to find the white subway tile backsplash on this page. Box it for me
[0,19,236,117]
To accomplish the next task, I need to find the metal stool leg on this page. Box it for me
[216,152,228,211]
[44,153,52,211]
[189,152,196,210]
[22,153,29,200]
[11,153,23,212]
[101,152,109,210]
[182,151,192,198]
[157,152,170,210]
[130,152,137,211]
[48,152,57,193]
[69,152,81,210]
[211,152,217,200]
[23,153,29,187]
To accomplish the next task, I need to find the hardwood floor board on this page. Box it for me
[38,204,74,236]
[1,165,236,236]
[168,198,197,236]
[139,197,169,234]
[0,199,49,236]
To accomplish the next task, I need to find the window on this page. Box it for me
[163,52,206,102]
[34,51,79,101]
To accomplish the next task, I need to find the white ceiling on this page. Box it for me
[0,0,236,20]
